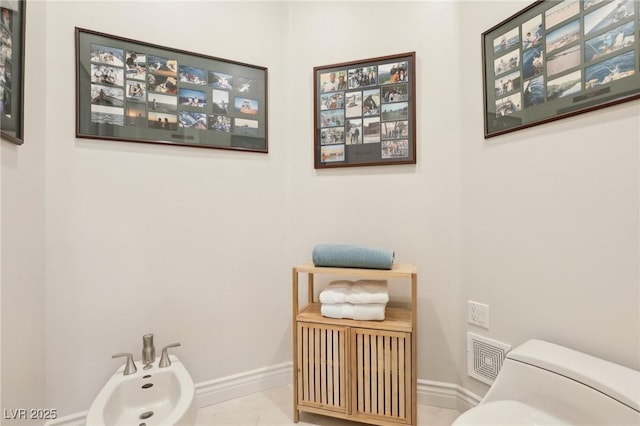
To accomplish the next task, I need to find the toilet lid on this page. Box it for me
[452,400,571,426]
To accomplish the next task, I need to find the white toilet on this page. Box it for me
[453,339,640,425]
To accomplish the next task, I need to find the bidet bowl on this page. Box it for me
[86,354,197,426]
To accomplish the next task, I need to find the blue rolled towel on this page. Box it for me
[312,244,395,270]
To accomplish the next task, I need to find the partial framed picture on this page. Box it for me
[314,52,416,169]
[482,0,640,138]
[76,27,268,152]
[1,0,25,145]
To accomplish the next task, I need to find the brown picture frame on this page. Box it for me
[1,0,26,145]
[482,0,640,138]
[75,27,268,152]
[314,52,416,169]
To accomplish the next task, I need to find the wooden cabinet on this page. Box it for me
[292,263,417,426]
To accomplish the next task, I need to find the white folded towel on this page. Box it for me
[321,303,386,321]
[319,280,389,305]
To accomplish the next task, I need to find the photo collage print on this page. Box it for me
[318,60,411,164]
[89,43,260,138]
[491,0,636,120]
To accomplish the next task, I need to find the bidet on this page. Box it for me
[86,354,197,426]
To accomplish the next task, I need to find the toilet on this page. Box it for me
[453,339,640,425]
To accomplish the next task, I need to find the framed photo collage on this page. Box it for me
[483,0,640,138]
[76,28,268,152]
[314,52,416,169]
[1,0,25,145]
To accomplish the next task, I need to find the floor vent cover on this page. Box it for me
[467,332,511,385]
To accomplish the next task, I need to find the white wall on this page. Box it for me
[43,1,290,415]
[1,0,47,423]
[1,0,638,419]
[285,1,464,387]
[457,1,640,396]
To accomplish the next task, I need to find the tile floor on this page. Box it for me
[195,385,461,425]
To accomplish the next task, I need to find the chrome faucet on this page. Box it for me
[159,343,181,368]
[142,333,155,368]
[112,353,137,375]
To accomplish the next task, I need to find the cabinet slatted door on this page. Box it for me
[351,328,411,424]
[297,322,347,413]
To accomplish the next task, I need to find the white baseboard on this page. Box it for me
[44,411,87,426]
[194,361,292,408]
[46,362,477,426]
[417,378,482,413]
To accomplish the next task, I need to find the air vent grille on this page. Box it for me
[467,332,511,385]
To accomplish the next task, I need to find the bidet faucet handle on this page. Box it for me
[159,343,181,368]
[112,352,137,376]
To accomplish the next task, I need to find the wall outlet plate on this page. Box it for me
[468,300,489,329]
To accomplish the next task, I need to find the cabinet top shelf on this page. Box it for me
[297,303,412,332]
[294,262,417,277]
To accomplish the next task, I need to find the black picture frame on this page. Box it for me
[75,27,268,152]
[1,0,26,145]
[314,52,416,169]
[482,0,640,139]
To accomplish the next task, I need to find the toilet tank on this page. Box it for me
[480,339,639,425]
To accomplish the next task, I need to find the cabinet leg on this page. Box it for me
[293,407,299,423]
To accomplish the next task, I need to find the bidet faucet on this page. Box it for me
[142,333,155,368]
[159,343,181,368]
[112,353,137,375]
